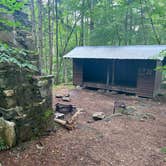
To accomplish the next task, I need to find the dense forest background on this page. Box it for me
[0,0,166,84]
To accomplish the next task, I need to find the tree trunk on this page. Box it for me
[80,0,85,46]
[128,7,132,45]
[48,0,53,75]
[55,0,59,84]
[37,0,43,74]
[140,0,147,44]
[145,0,161,44]
[30,0,37,50]
[124,7,129,45]
[89,0,94,31]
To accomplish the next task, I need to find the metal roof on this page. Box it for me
[64,45,166,60]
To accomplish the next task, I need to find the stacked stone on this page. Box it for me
[0,59,54,148]
[0,4,54,148]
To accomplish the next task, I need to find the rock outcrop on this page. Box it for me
[0,117,16,147]
[0,5,34,50]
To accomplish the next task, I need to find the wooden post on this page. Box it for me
[111,60,115,85]
[106,63,110,88]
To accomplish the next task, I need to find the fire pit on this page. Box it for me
[55,103,75,114]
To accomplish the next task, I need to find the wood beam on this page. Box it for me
[106,62,110,87]
[111,60,115,85]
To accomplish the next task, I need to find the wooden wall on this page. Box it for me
[73,59,83,85]
[154,61,162,96]
[136,60,158,98]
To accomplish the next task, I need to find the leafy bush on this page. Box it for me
[0,137,8,151]
[0,43,37,71]
[156,50,166,72]
[43,110,53,120]
[0,0,26,28]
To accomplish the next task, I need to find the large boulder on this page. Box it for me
[0,118,16,147]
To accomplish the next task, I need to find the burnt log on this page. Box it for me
[55,103,74,114]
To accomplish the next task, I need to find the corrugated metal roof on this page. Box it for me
[64,45,166,60]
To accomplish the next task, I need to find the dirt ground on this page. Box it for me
[0,86,166,166]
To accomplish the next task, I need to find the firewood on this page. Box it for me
[54,108,83,130]
[54,118,74,130]
[68,108,83,124]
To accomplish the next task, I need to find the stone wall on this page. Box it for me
[0,62,54,148]
[0,7,54,148]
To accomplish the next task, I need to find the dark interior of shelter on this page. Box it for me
[83,59,142,88]
[83,59,107,84]
[114,60,138,87]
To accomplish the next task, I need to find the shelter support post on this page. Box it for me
[106,63,110,87]
[111,60,115,85]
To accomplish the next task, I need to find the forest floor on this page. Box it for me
[0,86,166,166]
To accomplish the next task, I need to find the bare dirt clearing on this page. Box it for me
[0,87,166,166]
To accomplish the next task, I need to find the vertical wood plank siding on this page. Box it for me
[136,60,156,98]
[73,59,83,85]
[154,61,162,96]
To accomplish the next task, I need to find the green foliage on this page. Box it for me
[159,50,166,58]
[0,18,21,28]
[88,0,166,45]
[0,137,8,151]
[0,0,27,14]
[0,0,27,28]
[38,0,166,83]
[156,50,166,71]
[161,147,166,154]
[0,43,38,71]
[43,110,53,121]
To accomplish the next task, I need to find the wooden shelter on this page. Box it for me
[64,46,166,98]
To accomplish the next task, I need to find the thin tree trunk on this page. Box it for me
[75,12,78,46]
[145,0,161,44]
[128,7,132,45]
[43,31,48,73]
[75,32,78,46]
[52,0,55,75]
[124,7,129,45]
[37,0,43,74]
[55,0,59,84]
[48,0,53,74]
[30,0,37,50]
[116,25,121,46]
[89,0,94,31]
[149,17,161,44]
[80,0,85,46]
[140,0,147,44]
[56,15,82,81]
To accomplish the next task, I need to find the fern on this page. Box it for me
[0,43,38,71]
